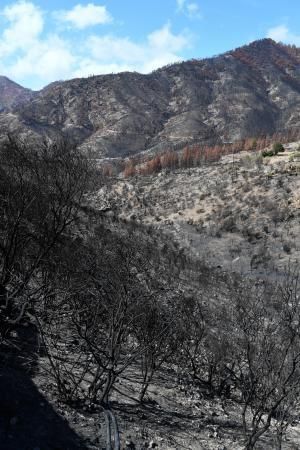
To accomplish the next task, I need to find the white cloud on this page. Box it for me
[87,35,145,62]
[142,53,182,73]
[60,3,112,29]
[186,3,202,19]
[7,35,75,82]
[176,0,202,19]
[176,0,186,11]
[148,23,189,53]
[0,1,191,89]
[72,59,133,78]
[267,25,300,46]
[0,2,74,86]
[267,25,289,42]
[0,1,43,55]
[81,23,190,77]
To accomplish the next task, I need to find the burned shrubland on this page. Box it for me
[1,135,300,449]
[0,136,92,346]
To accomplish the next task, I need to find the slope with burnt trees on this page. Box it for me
[1,39,300,157]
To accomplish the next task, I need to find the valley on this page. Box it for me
[0,36,300,450]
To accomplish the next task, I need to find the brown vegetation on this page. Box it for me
[121,128,300,178]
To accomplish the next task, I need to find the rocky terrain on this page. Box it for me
[95,141,300,280]
[1,39,300,157]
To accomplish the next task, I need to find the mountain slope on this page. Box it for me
[1,39,300,157]
[0,76,33,111]
[97,141,300,279]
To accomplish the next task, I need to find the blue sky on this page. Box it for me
[0,0,299,90]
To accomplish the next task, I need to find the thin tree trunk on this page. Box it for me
[244,423,271,450]
[139,361,156,403]
[100,370,116,406]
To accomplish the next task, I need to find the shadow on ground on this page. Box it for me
[0,321,89,450]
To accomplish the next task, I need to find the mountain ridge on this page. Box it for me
[1,38,300,157]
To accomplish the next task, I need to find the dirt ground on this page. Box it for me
[27,360,300,450]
